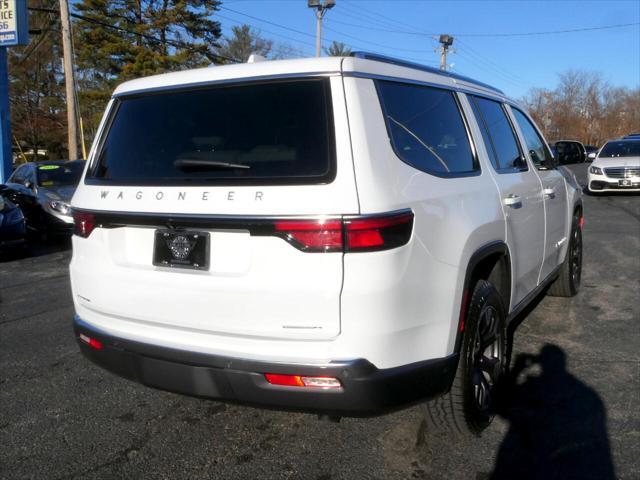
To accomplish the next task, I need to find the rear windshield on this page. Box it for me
[599,140,640,158]
[37,162,84,187]
[87,79,335,185]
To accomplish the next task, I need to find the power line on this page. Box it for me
[222,5,441,63]
[221,6,317,40]
[323,23,431,54]
[454,38,530,85]
[312,11,640,38]
[456,22,640,37]
[339,1,424,33]
[216,12,316,56]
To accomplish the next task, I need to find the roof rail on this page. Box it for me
[350,51,504,96]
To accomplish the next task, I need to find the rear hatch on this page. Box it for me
[71,74,359,340]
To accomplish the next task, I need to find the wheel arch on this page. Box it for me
[454,241,512,354]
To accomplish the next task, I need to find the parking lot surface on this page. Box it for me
[1,164,638,479]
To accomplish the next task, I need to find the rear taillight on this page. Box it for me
[73,210,96,238]
[271,211,413,253]
[274,219,343,252]
[344,211,414,252]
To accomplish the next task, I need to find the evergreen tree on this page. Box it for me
[72,0,223,143]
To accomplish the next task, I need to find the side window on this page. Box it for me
[376,80,477,176]
[470,96,527,172]
[511,108,554,169]
[9,165,27,184]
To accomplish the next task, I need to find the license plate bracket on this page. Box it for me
[153,230,210,270]
[619,179,632,187]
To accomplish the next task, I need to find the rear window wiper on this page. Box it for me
[174,158,251,170]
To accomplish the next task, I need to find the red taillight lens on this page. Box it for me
[344,212,414,252]
[258,211,413,253]
[274,219,342,252]
[73,211,96,238]
[264,373,341,389]
[79,333,103,350]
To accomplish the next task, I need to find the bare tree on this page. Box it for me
[323,41,352,57]
[522,69,639,146]
[217,25,273,63]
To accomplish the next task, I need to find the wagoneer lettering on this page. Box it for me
[70,53,583,435]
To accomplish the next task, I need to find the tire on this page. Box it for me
[548,213,582,297]
[423,279,507,436]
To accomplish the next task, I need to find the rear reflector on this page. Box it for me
[271,210,413,253]
[264,373,341,389]
[72,211,96,238]
[79,333,103,350]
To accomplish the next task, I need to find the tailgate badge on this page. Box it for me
[165,234,197,260]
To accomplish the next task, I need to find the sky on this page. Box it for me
[218,0,640,98]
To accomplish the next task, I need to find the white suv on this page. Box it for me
[70,53,583,434]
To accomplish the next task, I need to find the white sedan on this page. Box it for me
[587,138,640,193]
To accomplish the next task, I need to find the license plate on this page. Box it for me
[153,230,210,270]
[619,179,632,187]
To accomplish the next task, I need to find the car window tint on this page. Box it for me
[376,81,477,175]
[599,140,640,157]
[89,79,335,186]
[10,165,27,183]
[512,108,553,168]
[37,163,84,187]
[470,96,526,172]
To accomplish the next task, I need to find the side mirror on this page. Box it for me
[24,180,34,191]
[587,152,596,161]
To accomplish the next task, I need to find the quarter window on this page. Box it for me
[470,96,527,172]
[376,81,477,176]
[511,108,553,169]
[9,165,28,184]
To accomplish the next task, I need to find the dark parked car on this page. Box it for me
[0,193,27,250]
[3,160,84,237]
[553,140,587,164]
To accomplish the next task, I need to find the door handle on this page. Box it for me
[543,187,556,199]
[503,194,522,208]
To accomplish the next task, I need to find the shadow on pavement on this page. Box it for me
[0,236,71,263]
[489,344,615,480]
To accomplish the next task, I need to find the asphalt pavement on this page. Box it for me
[1,164,638,479]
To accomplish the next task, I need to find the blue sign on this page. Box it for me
[0,1,28,183]
[0,0,28,47]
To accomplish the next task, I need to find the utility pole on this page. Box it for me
[438,34,454,71]
[59,0,79,159]
[308,0,336,57]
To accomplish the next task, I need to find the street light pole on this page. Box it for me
[308,0,335,57]
[438,34,454,71]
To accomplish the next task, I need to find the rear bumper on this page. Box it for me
[73,316,457,416]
